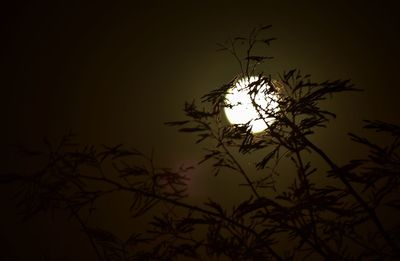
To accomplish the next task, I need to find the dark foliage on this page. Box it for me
[1,25,400,260]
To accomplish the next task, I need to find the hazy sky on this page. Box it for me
[1,1,399,259]
[1,1,399,149]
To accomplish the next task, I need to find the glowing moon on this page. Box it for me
[224,76,279,133]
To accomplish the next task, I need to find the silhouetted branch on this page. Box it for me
[2,26,399,260]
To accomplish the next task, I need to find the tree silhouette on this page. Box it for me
[1,25,400,260]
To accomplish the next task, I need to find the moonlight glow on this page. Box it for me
[224,76,279,133]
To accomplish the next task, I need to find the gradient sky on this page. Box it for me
[1,1,399,260]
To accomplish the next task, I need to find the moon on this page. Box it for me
[224,76,279,133]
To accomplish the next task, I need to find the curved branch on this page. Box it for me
[77,173,283,261]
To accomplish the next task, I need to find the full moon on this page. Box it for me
[224,76,279,133]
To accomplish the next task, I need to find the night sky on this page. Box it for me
[1,1,400,260]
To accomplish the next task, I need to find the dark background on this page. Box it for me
[1,1,399,260]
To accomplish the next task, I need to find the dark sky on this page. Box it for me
[1,1,400,260]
